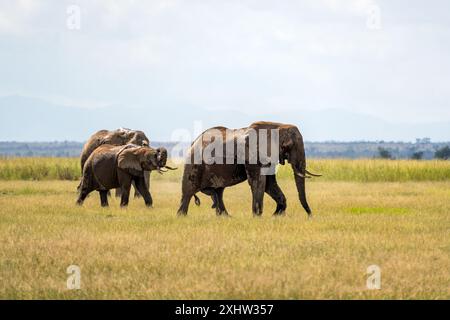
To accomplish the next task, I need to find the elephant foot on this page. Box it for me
[194,195,201,206]
[216,210,230,217]
[273,210,286,216]
[76,200,83,206]
[307,213,314,220]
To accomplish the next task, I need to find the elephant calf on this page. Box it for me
[79,128,153,199]
[77,144,169,208]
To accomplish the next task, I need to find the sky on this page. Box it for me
[0,0,450,140]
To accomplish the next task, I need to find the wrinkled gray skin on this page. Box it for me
[178,121,319,217]
[77,144,167,207]
[80,128,151,198]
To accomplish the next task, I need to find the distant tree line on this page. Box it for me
[434,146,450,160]
[376,145,450,160]
[0,140,449,159]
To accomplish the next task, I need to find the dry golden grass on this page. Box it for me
[0,176,449,299]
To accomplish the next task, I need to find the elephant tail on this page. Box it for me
[194,194,201,206]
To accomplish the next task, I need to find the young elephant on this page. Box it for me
[79,128,152,199]
[77,144,169,208]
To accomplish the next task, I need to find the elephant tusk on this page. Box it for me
[295,171,311,179]
[305,169,322,177]
[164,165,178,170]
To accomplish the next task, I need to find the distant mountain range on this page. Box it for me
[1,95,449,142]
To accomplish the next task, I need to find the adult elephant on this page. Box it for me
[77,144,168,207]
[177,121,321,217]
[80,128,156,197]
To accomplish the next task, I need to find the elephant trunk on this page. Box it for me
[293,164,312,216]
[156,147,168,168]
[291,137,312,216]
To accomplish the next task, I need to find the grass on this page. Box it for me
[277,159,450,182]
[0,165,449,299]
[1,157,450,182]
[0,158,80,181]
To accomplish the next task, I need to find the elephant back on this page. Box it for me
[80,130,110,171]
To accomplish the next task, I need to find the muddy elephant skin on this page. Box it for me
[79,128,153,198]
[76,144,166,208]
[177,121,320,217]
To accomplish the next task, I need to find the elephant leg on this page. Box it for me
[132,180,140,198]
[177,193,193,216]
[134,171,150,198]
[246,165,266,216]
[135,177,153,207]
[265,175,287,215]
[177,165,202,216]
[76,187,92,206]
[201,188,219,209]
[120,180,132,208]
[99,190,109,207]
[214,188,229,216]
[115,188,122,198]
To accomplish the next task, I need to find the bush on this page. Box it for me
[377,147,393,159]
[435,146,450,160]
[411,151,424,160]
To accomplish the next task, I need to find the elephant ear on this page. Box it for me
[118,147,143,174]
[279,127,294,164]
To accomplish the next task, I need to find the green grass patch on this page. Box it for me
[0,158,80,181]
[278,159,450,182]
[1,157,450,182]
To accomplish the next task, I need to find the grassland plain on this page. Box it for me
[0,159,449,299]
[2,157,450,182]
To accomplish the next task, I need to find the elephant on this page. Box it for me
[79,128,155,198]
[77,144,171,207]
[177,121,321,217]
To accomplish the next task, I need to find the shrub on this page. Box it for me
[435,146,450,160]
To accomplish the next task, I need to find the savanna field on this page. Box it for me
[0,158,449,299]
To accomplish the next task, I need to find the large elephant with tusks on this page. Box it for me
[177,121,321,217]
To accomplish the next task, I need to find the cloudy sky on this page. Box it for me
[1,0,449,133]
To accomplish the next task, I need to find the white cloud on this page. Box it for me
[0,0,449,125]
[0,0,41,34]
